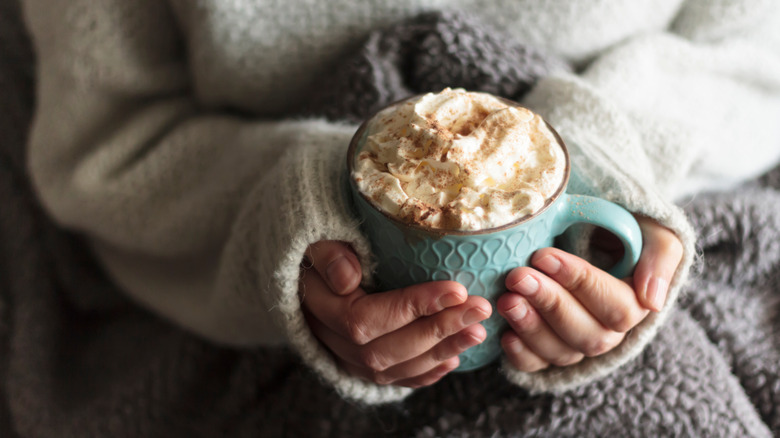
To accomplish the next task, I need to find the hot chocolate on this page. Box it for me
[352,88,566,231]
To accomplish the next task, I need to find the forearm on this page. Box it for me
[23,0,410,404]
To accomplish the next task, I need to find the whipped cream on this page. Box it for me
[353,88,566,231]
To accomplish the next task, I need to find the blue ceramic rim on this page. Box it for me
[346,94,572,236]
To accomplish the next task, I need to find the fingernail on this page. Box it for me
[646,276,669,311]
[462,307,489,325]
[437,293,463,310]
[505,301,527,321]
[326,255,356,293]
[457,331,484,350]
[511,275,539,296]
[534,255,561,275]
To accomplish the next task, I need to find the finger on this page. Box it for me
[304,241,362,295]
[343,325,486,386]
[393,357,461,388]
[632,217,684,311]
[318,297,490,372]
[501,331,549,373]
[371,324,486,385]
[517,248,649,334]
[497,290,588,364]
[301,267,468,344]
[341,357,460,389]
[308,314,456,388]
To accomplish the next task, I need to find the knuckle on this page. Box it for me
[358,346,389,373]
[580,337,612,357]
[569,267,598,293]
[424,318,450,341]
[582,333,623,357]
[344,308,372,345]
[402,290,426,318]
[535,291,564,316]
[604,308,634,333]
[397,285,429,318]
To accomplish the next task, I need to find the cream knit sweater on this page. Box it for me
[22,0,780,404]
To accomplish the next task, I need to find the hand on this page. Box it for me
[497,216,683,372]
[300,241,492,388]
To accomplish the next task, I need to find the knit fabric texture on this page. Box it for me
[19,0,780,403]
[3,1,780,436]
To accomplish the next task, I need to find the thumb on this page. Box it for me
[632,217,684,312]
[304,241,362,295]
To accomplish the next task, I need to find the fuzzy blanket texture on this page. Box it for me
[2,2,779,437]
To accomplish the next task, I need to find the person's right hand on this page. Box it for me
[300,241,492,388]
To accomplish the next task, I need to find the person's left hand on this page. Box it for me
[497,216,683,372]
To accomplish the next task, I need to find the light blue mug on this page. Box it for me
[346,98,642,371]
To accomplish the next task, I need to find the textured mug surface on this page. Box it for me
[346,99,642,371]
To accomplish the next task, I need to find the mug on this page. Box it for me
[345,97,643,371]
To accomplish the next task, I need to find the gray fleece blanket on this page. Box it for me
[2,2,779,437]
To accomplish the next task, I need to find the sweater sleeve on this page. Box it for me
[506,0,780,392]
[21,0,410,404]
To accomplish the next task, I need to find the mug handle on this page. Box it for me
[551,194,643,279]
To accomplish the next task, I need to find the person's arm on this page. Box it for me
[505,0,780,392]
[20,0,413,404]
